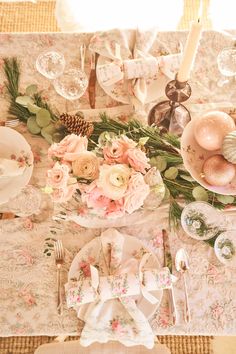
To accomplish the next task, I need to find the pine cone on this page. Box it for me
[60,112,94,138]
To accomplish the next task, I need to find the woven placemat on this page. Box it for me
[0,0,212,32]
[0,1,59,32]
[0,335,213,354]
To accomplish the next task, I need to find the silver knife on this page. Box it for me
[162,229,177,325]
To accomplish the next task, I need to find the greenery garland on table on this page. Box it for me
[3,57,236,231]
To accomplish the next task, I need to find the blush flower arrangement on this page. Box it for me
[46,132,165,219]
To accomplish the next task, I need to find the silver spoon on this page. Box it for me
[175,248,190,323]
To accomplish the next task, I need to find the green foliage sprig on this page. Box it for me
[90,113,236,229]
[3,57,236,232]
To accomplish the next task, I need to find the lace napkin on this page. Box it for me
[89,29,181,109]
[65,228,174,348]
[0,158,25,178]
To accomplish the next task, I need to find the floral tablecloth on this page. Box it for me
[1,30,236,337]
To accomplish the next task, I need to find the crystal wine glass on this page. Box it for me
[0,185,53,221]
[52,44,88,103]
[217,47,236,87]
[36,50,66,80]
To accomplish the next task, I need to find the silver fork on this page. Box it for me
[54,240,65,315]
[2,119,20,128]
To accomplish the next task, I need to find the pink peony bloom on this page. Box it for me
[125,148,150,173]
[124,172,150,214]
[103,136,136,164]
[48,134,88,162]
[47,162,70,189]
[52,184,78,203]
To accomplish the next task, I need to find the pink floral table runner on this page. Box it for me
[0,31,236,337]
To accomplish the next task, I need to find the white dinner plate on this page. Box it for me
[68,234,163,320]
[0,127,34,205]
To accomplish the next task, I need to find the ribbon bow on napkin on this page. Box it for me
[65,229,175,348]
[89,29,181,107]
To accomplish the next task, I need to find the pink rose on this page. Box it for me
[81,182,111,209]
[125,148,150,173]
[48,134,88,162]
[105,199,124,218]
[52,184,78,203]
[124,172,150,214]
[47,162,70,189]
[103,136,136,164]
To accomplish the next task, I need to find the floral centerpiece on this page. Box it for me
[46,132,165,220]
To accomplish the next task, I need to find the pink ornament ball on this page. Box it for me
[194,111,235,151]
[202,154,235,186]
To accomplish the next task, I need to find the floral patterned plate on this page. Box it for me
[181,118,236,195]
[214,231,236,267]
[181,201,226,241]
[68,234,163,320]
[0,127,34,205]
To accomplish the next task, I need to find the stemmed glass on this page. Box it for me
[52,44,88,108]
[36,45,88,111]
[36,50,66,80]
[217,46,236,87]
[0,185,53,222]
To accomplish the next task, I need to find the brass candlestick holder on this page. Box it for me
[148,78,192,136]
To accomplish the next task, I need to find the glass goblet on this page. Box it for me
[53,68,88,101]
[36,50,66,80]
[217,47,236,87]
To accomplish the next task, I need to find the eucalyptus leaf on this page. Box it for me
[180,174,195,182]
[27,102,41,114]
[16,95,34,107]
[27,116,41,135]
[25,84,38,96]
[163,186,170,200]
[41,123,56,136]
[36,108,51,128]
[150,156,167,172]
[192,186,208,201]
[164,167,178,180]
[42,132,53,145]
[216,194,234,205]
[139,137,149,146]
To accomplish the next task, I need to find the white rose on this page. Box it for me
[97,164,131,200]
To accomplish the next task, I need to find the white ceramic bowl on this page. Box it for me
[181,118,236,195]
[214,231,236,268]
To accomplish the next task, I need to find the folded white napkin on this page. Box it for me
[66,229,174,348]
[0,158,25,178]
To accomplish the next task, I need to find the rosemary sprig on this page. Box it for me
[3,57,59,122]
[3,57,31,121]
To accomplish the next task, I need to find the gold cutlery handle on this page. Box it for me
[183,273,190,323]
[57,265,62,315]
